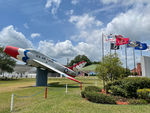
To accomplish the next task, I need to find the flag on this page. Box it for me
[115,35,129,46]
[103,34,115,42]
[135,42,147,50]
[111,43,120,50]
[127,40,140,47]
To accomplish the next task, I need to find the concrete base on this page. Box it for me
[36,68,48,86]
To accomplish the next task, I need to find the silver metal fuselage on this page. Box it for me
[25,50,77,76]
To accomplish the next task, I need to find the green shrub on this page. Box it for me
[110,86,127,97]
[106,80,123,93]
[84,86,101,92]
[128,99,148,105]
[137,88,150,102]
[85,92,116,104]
[106,77,150,98]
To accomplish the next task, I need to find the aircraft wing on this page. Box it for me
[32,59,81,83]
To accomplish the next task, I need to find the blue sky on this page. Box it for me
[0,0,150,69]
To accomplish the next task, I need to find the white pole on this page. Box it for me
[10,94,14,112]
[66,84,68,93]
[95,81,97,86]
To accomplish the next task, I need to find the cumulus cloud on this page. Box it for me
[38,40,77,59]
[45,0,61,15]
[69,14,103,30]
[76,42,101,61]
[37,39,101,64]
[31,33,41,38]
[104,4,150,41]
[0,25,33,48]
[68,14,104,62]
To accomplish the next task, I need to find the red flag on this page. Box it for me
[115,35,129,46]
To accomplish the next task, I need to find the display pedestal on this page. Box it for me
[36,68,48,86]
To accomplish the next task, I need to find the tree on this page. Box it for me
[0,47,16,73]
[95,53,129,89]
[68,55,92,66]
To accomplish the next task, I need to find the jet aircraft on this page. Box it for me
[3,46,86,83]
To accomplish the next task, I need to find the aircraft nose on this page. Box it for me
[4,46,19,58]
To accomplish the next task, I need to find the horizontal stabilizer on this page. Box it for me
[68,61,87,72]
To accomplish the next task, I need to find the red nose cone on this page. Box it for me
[4,46,19,58]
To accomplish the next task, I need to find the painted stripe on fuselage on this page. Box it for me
[22,50,30,62]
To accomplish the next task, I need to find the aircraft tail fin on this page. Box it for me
[68,61,87,72]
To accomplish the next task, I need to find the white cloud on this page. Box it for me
[71,0,79,5]
[37,39,102,64]
[68,14,104,62]
[45,0,61,15]
[76,42,101,61]
[71,30,101,44]
[100,0,150,6]
[38,40,77,59]
[100,0,118,5]
[104,4,150,41]
[0,25,33,48]
[31,33,41,38]
[69,14,103,30]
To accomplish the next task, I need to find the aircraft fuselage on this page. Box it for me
[4,46,77,77]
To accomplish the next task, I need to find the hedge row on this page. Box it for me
[81,86,116,104]
[106,77,150,98]
[85,92,116,104]
[81,86,148,105]
[84,86,102,92]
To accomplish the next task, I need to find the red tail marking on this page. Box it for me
[68,61,86,71]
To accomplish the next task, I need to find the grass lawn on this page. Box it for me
[0,77,150,113]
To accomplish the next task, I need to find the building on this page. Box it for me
[141,56,150,77]
[131,63,142,76]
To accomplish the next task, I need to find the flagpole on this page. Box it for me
[115,46,117,57]
[140,50,142,76]
[133,48,136,76]
[110,41,111,55]
[140,50,142,56]
[125,44,127,75]
[102,33,104,60]
[102,32,105,89]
